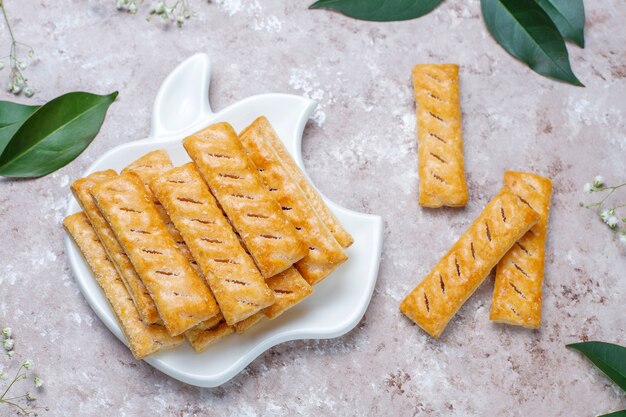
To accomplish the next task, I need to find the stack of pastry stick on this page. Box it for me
[64,118,352,359]
[401,64,553,338]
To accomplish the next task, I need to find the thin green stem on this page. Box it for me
[0,364,25,400]
[0,3,16,42]
[2,393,28,401]
[0,398,30,413]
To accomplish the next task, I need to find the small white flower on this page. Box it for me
[593,176,604,188]
[607,216,618,228]
[24,87,34,97]
[152,2,165,13]
[7,350,14,358]
[26,391,36,401]
[3,338,14,350]
[583,183,593,194]
[18,61,28,70]
[129,3,137,13]
[11,84,23,94]
[34,376,43,388]
[1,327,12,338]
[620,233,626,244]
[600,209,611,221]
[23,359,33,369]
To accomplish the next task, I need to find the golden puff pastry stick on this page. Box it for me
[413,64,468,208]
[150,163,275,325]
[184,314,234,352]
[122,151,224,339]
[490,172,552,329]
[263,267,313,319]
[184,122,307,278]
[121,150,198,270]
[121,150,174,188]
[63,212,183,359]
[400,189,540,338]
[239,119,348,285]
[240,117,354,248]
[233,267,314,333]
[233,313,264,334]
[71,171,161,325]
[91,173,219,336]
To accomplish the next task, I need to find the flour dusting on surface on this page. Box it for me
[215,0,282,33]
[289,68,327,126]
[1,264,19,286]
[215,0,242,16]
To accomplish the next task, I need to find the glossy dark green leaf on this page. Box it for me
[567,341,626,392]
[481,0,583,86]
[309,0,443,22]
[535,0,585,47]
[0,101,40,155]
[599,410,626,417]
[0,91,118,178]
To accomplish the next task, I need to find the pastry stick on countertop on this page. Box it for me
[413,64,468,208]
[491,171,552,329]
[400,189,539,338]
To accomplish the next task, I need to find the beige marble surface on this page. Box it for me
[0,0,624,415]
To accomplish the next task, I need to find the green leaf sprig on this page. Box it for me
[481,0,582,86]
[567,341,626,417]
[309,0,586,86]
[0,91,118,178]
[309,0,443,22]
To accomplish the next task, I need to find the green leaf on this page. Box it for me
[0,101,40,155]
[567,341,626,392]
[480,0,583,86]
[599,411,626,417]
[309,0,443,22]
[534,0,585,48]
[0,91,118,178]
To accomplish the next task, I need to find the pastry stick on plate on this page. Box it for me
[63,212,183,359]
[239,118,348,285]
[241,116,354,248]
[233,267,315,333]
[183,314,234,352]
[71,170,161,325]
[184,122,307,278]
[400,189,539,338]
[263,267,313,320]
[124,150,235,348]
[233,313,264,334]
[91,173,219,336]
[150,163,275,325]
[122,150,198,270]
[490,172,552,329]
[413,64,468,208]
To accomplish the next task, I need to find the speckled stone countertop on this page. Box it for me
[0,1,624,416]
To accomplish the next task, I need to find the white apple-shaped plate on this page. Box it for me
[65,53,383,387]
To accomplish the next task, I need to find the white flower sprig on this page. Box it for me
[581,175,626,244]
[116,0,139,14]
[0,327,48,415]
[0,0,35,97]
[115,0,197,27]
